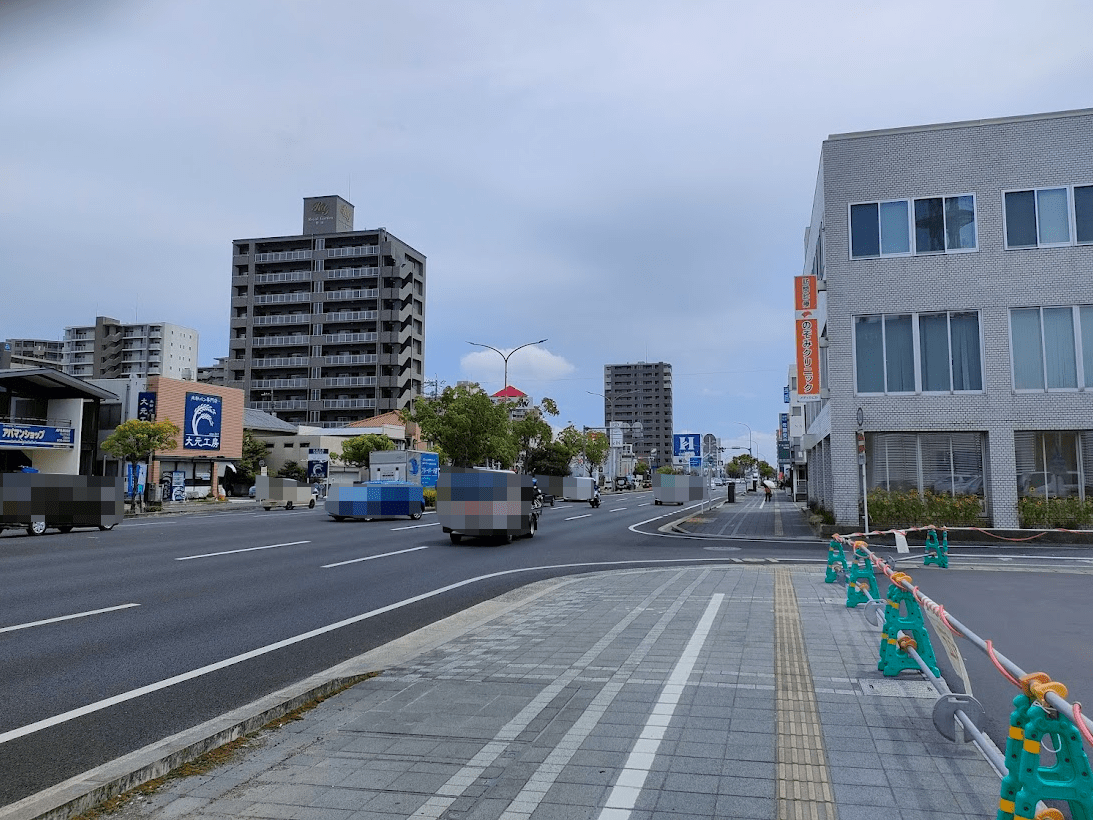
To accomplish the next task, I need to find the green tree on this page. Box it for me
[512,407,554,473]
[634,460,650,476]
[523,441,573,476]
[404,384,516,468]
[101,419,180,510]
[333,433,395,475]
[576,431,610,478]
[238,431,269,484]
[276,461,307,482]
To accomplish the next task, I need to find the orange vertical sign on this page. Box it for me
[795,317,820,398]
[794,276,817,313]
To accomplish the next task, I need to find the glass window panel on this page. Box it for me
[879,201,910,254]
[1037,188,1071,244]
[1015,431,1042,498]
[914,198,946,253]
[855,316,884,393]
[884,314,915,392]
[1043,306,1078,388]
[1044,432,1079,498]
[1005,191,1038,247]
[1011,308,1044,389]
[945,195,976,249]
[866,433,920,492]
[919,314,951,391]
[950,312,983,391]
[1081,306,1093,388]
[1075,186,1093,244]
[850,203,880,258]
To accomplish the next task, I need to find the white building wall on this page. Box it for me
[803,109,1093,528]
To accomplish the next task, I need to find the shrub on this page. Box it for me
[866,488,985,529]
[1017,495,1093,529]
[423,488,437,508]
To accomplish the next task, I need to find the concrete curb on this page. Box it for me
[0,575,583,820]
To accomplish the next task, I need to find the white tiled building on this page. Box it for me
[63,317,198,380]
[801,109,1093,528]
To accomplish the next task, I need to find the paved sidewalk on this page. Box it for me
[79,565,998,820]
[670,487,817,541]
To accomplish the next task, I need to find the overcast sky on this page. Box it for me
[3,0,1091,463]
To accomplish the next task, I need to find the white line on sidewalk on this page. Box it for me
[322,545,429,568]
[175,541,311,560]
[0,604,141,634]
[598,593,724,819]
[0,559,745,747]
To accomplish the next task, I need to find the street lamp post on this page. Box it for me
[732,421,754,488]
[466,338,548,391]
[588,389,637,484]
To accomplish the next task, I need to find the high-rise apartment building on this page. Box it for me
[603,362,673,468]
[227,196,426,427]
[63,317,198,380]
[3,339,65,370]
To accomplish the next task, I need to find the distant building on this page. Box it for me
[63,316,198,380]
[226,195,426,427]
[197,356,230,385]
[491,385,532,420]
[3,339,65,370]
[602,362,673,468]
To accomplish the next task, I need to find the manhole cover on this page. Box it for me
[859,679,936,698]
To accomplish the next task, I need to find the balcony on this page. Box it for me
[323,376,377,387]
[252,400,310,411]
[255,271,311,284]
[254,250,311,262]
[251,378,309,389]
[322,354,378,365]
[322,289,378,301]
[254,293,312,305]
[252,357,309,368]
[252,314,313,326]
[323,310,377,322]
[325,266,379,280]
[321,333,377,344]
[325,245,379,258]
[251,336,309,347]
[323,398,377,409]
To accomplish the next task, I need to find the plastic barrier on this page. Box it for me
[825,533,1093,819]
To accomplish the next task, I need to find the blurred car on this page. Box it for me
[248,485,256,498]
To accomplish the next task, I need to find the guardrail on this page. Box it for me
[826,532,1093,819]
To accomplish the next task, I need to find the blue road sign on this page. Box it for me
[673,433,701,458]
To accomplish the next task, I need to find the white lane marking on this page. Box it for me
[322,545,429,568]
[390,522,440,531]
[609,508,627,512]
[564,514,592,521]
[175,541,311,561]
[0,604,141,634]
[598,594,724,819]
[638,502,652,507]
[0,557,753,747]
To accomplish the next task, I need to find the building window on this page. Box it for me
[850,195,976,259]
[855,311,982,395]
[1010,305,1093,390]
[914,196,977,252]
[850,201,909,258]
[1015,431,1086,499]
[1004,186,1093,248]
[867,431,985,499]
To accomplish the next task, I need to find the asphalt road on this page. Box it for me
[4,495,1093,806]
[0,491,774,805]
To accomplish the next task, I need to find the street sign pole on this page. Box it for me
[857,431,869,533]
